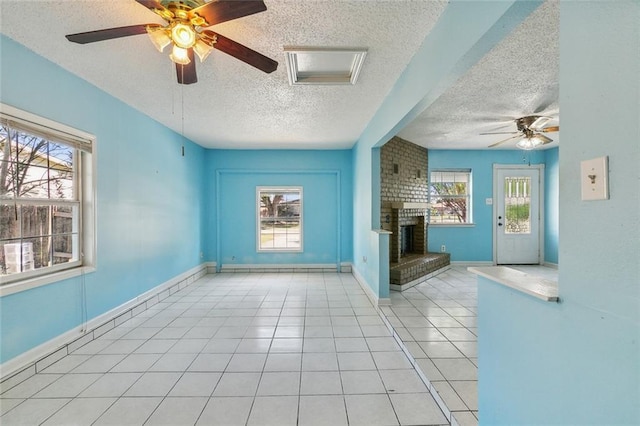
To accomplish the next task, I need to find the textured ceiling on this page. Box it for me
[0,1,558,150]
[398,0,560,150]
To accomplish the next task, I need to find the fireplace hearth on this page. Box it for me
[387,204,450,290]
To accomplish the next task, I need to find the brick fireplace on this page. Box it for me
[381,137,450,290]
[389,203,428,263]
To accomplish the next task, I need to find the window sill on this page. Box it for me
[428,223,475,227]
[0,266,96,297]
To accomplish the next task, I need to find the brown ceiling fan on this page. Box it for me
[482,115,559,150]
[65,0,278,85]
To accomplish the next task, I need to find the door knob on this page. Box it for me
[498,222,503,226]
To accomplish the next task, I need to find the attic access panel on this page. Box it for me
[284,47,367,85]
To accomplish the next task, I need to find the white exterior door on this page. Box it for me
[494,165,543,264]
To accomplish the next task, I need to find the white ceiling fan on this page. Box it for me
[482,115,559,150]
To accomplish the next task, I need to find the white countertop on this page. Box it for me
[468,266,559,302]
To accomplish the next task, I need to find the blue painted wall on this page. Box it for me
[0,35,205,363]
[478,2,639,424]
[351,139,379,297]
[427,149,548,262]
[544,147,559,264]
[203,150,352,268]
[350,1,540,299]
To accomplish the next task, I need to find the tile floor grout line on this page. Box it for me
[2,272,457,426]
[383,266,555,426]
[382,269,481,422]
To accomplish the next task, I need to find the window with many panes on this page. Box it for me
[429,169,472,224]
[1,104,94,287]
[257,187,302,251]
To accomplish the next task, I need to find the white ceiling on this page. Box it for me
[0,0,559,150]
[398,0,560,150]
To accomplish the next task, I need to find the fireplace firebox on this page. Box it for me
[401,225,415,256]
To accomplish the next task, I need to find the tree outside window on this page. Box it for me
[429,170,472,224]
[0,126,79,278]
[0,104,93,286]
[257,187,302,251]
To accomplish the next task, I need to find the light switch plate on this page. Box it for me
[581,156,609,201]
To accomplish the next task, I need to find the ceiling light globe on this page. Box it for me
[170,45,191,65]
[194,39,214,62]
[516,136,544,150]
[147,27,172,52]
[516,139,535,150]
[171,23,196,49]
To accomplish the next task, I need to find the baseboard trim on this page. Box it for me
[376,306,453,423]
[339,262,352,273]
[377,297,391,306]
[0,262,211,385]
[220,263,338,273]
[351,267,390,306]
[205,261,217,274]
[451,261,558,269]
[450,261,494,267]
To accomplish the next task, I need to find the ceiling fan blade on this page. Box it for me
[190,0,267,26]
[535,133,553,144]
[66,24,158,44]
[135,0,173,19]
[209,32,278,73]
[488,134,522,148]
[530,116,552,130]
[479,131,519,135]
[540,126,559,133]
[176,49,197,85]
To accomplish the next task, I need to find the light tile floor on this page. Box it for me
[1,272,449,426]
[381,265,558,426]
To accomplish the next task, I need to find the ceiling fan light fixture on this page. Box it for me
[64,0,278,84]
[147,27,172,52]
[171,22,196,49]
[193,39,214,62]
[170,45,191,65]
[516,135,545,150]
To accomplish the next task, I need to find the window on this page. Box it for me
[257,187,302,251]
[1,103,94,288]
[429,169,472,224]
[504,176,531,234]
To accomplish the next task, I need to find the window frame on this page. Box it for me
[0,103,96,296]
[428,169,473,226]
[256,186,303,253]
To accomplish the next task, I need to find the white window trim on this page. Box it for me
[256,186,303,253]
[0,103,96,296]
[429,169,473,225]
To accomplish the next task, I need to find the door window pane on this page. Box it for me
[504,177,531,234]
